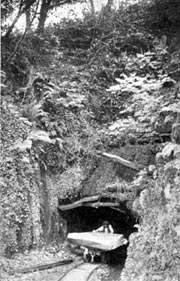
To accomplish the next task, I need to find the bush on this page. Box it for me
[143,0,180,35]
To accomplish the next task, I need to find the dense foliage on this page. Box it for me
[121,142,180,281]
[1,0,180,280]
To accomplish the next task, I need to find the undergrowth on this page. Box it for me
[1,4,180,281]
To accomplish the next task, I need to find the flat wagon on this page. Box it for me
[67,232,128,263]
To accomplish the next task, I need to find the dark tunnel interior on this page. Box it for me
[60,206,137,239]
[59,205,138,264]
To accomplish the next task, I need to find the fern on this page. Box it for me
[22,102,48,122]
[12,130,54,152]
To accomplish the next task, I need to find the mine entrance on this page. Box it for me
[59,196,137,237]
[59,206,136,237]
[58,196,138,264]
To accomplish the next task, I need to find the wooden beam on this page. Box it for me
[9,259,73,275]
[59,196,100,211]
[59,197,121,211]
[80,195,100,203]
[85,202,119,208]
[97,151,141,171]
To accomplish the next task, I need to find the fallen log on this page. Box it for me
[97,151,142,171]
[9,259,73,275]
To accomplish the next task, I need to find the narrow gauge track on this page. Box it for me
[58,262,102,281]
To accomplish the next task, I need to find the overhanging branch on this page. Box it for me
[4,0,37,38]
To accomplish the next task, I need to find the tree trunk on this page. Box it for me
[89,0,95,15]
[36,0,51,34]
[25,8,32,32]
[4,11,22,38]
[105,0,114,13]
[4,0,37,38]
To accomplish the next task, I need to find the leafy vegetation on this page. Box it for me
[1,0,180,280]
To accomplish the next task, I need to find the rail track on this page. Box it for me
[58,262,102,281]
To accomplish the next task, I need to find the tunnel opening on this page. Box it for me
[58,197,138,265]
[59,206,136,238]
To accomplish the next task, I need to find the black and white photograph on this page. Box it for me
[1,0,180,280]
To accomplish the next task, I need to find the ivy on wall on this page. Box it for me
[0,105,43,256]
[121,130,180,281]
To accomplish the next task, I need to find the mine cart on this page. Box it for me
[67,232,128,263]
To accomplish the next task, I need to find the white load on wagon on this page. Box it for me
[67,232,128,251]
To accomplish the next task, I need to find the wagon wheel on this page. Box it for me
[101,251,110,264]
[84,253,92,262]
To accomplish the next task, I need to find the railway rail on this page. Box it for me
[58,262,102,281]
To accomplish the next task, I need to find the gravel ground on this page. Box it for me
[0,244,124,281]
[0,244,83,281]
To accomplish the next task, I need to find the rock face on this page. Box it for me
[1,105,38,255]
[120,146,180,281]
[0,105,59,256]
[0,103,159,257]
